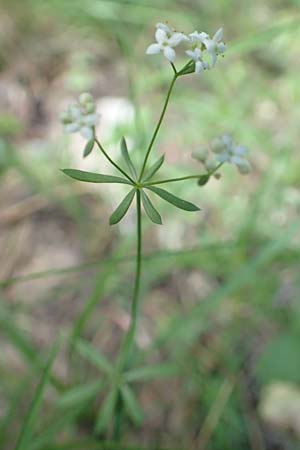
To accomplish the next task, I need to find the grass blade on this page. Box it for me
[14,341,60,450]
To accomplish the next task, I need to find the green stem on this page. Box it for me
[139,73,177,181]
[120,189,142,363]
[145,174,207,186]
[95,138,135,184]
[144,164,223,186]
[112,190,142,440]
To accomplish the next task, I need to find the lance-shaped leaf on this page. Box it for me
[83,139,94,158]
[143,154,165,182]
[94,389,117,433]
[109,188,136,225]
[120,137,137,179]
[62,169,132,185]
[58,380,105,409]
[146,186,200,212]
[121,384,143,426]
[76,339,113,375]
[124,363,178,382]
[141,190,162,225]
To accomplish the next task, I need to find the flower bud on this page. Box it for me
[85,102,96,114]
[205,158,218,171]
[192,146,208,162]
[79,92,94,106]
[236,159,251,175]
[59,111,71,124]
[211,138,224,153]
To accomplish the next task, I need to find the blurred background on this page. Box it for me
[0,0,300,449]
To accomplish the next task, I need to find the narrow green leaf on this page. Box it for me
[146,186,200,212]
[14,341,59,450]
[141,190,162,225]
[109,188,136,225]
[120,137,137,179]
[83,139,94,158]
[94,389,117,433]
[143,154,165,182]
[124,363,178,382]
[62,169,132,185]
[197,174,210,186]
[58,380,105,409]
[76,339,113,375]
[121,384,143,426]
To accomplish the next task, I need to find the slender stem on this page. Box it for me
[138,73,177,181]
[95,138,135,184]
[120,189,142,363]
[144,164,223,186]
[145,174,207,186]
[112,190,142,441]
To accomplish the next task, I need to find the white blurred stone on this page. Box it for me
[259,381,300,436]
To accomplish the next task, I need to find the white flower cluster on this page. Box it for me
[60,93,99,141]
[192,135,251,175]
[146,23,226,73]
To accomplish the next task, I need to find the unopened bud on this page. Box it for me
[192,146,208,162]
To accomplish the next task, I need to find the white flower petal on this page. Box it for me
[210,52,217,66]
[163,46,176,62]
[64,122,80,133]
[146,43,161,55]
[168,32,187,47]
[156,23,171,34]
[155,28,167,43]
[213,28,223,42]
[195,60,205,73]
[186,49,196,59]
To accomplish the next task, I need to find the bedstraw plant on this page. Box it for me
[60,22,251,441]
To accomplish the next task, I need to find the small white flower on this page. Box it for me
[188,31,209,44]
[186,48,209,73]
[146,23,188,62]
[203,28,226,66]
[60,92,99,141]
[211,135,251,174]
